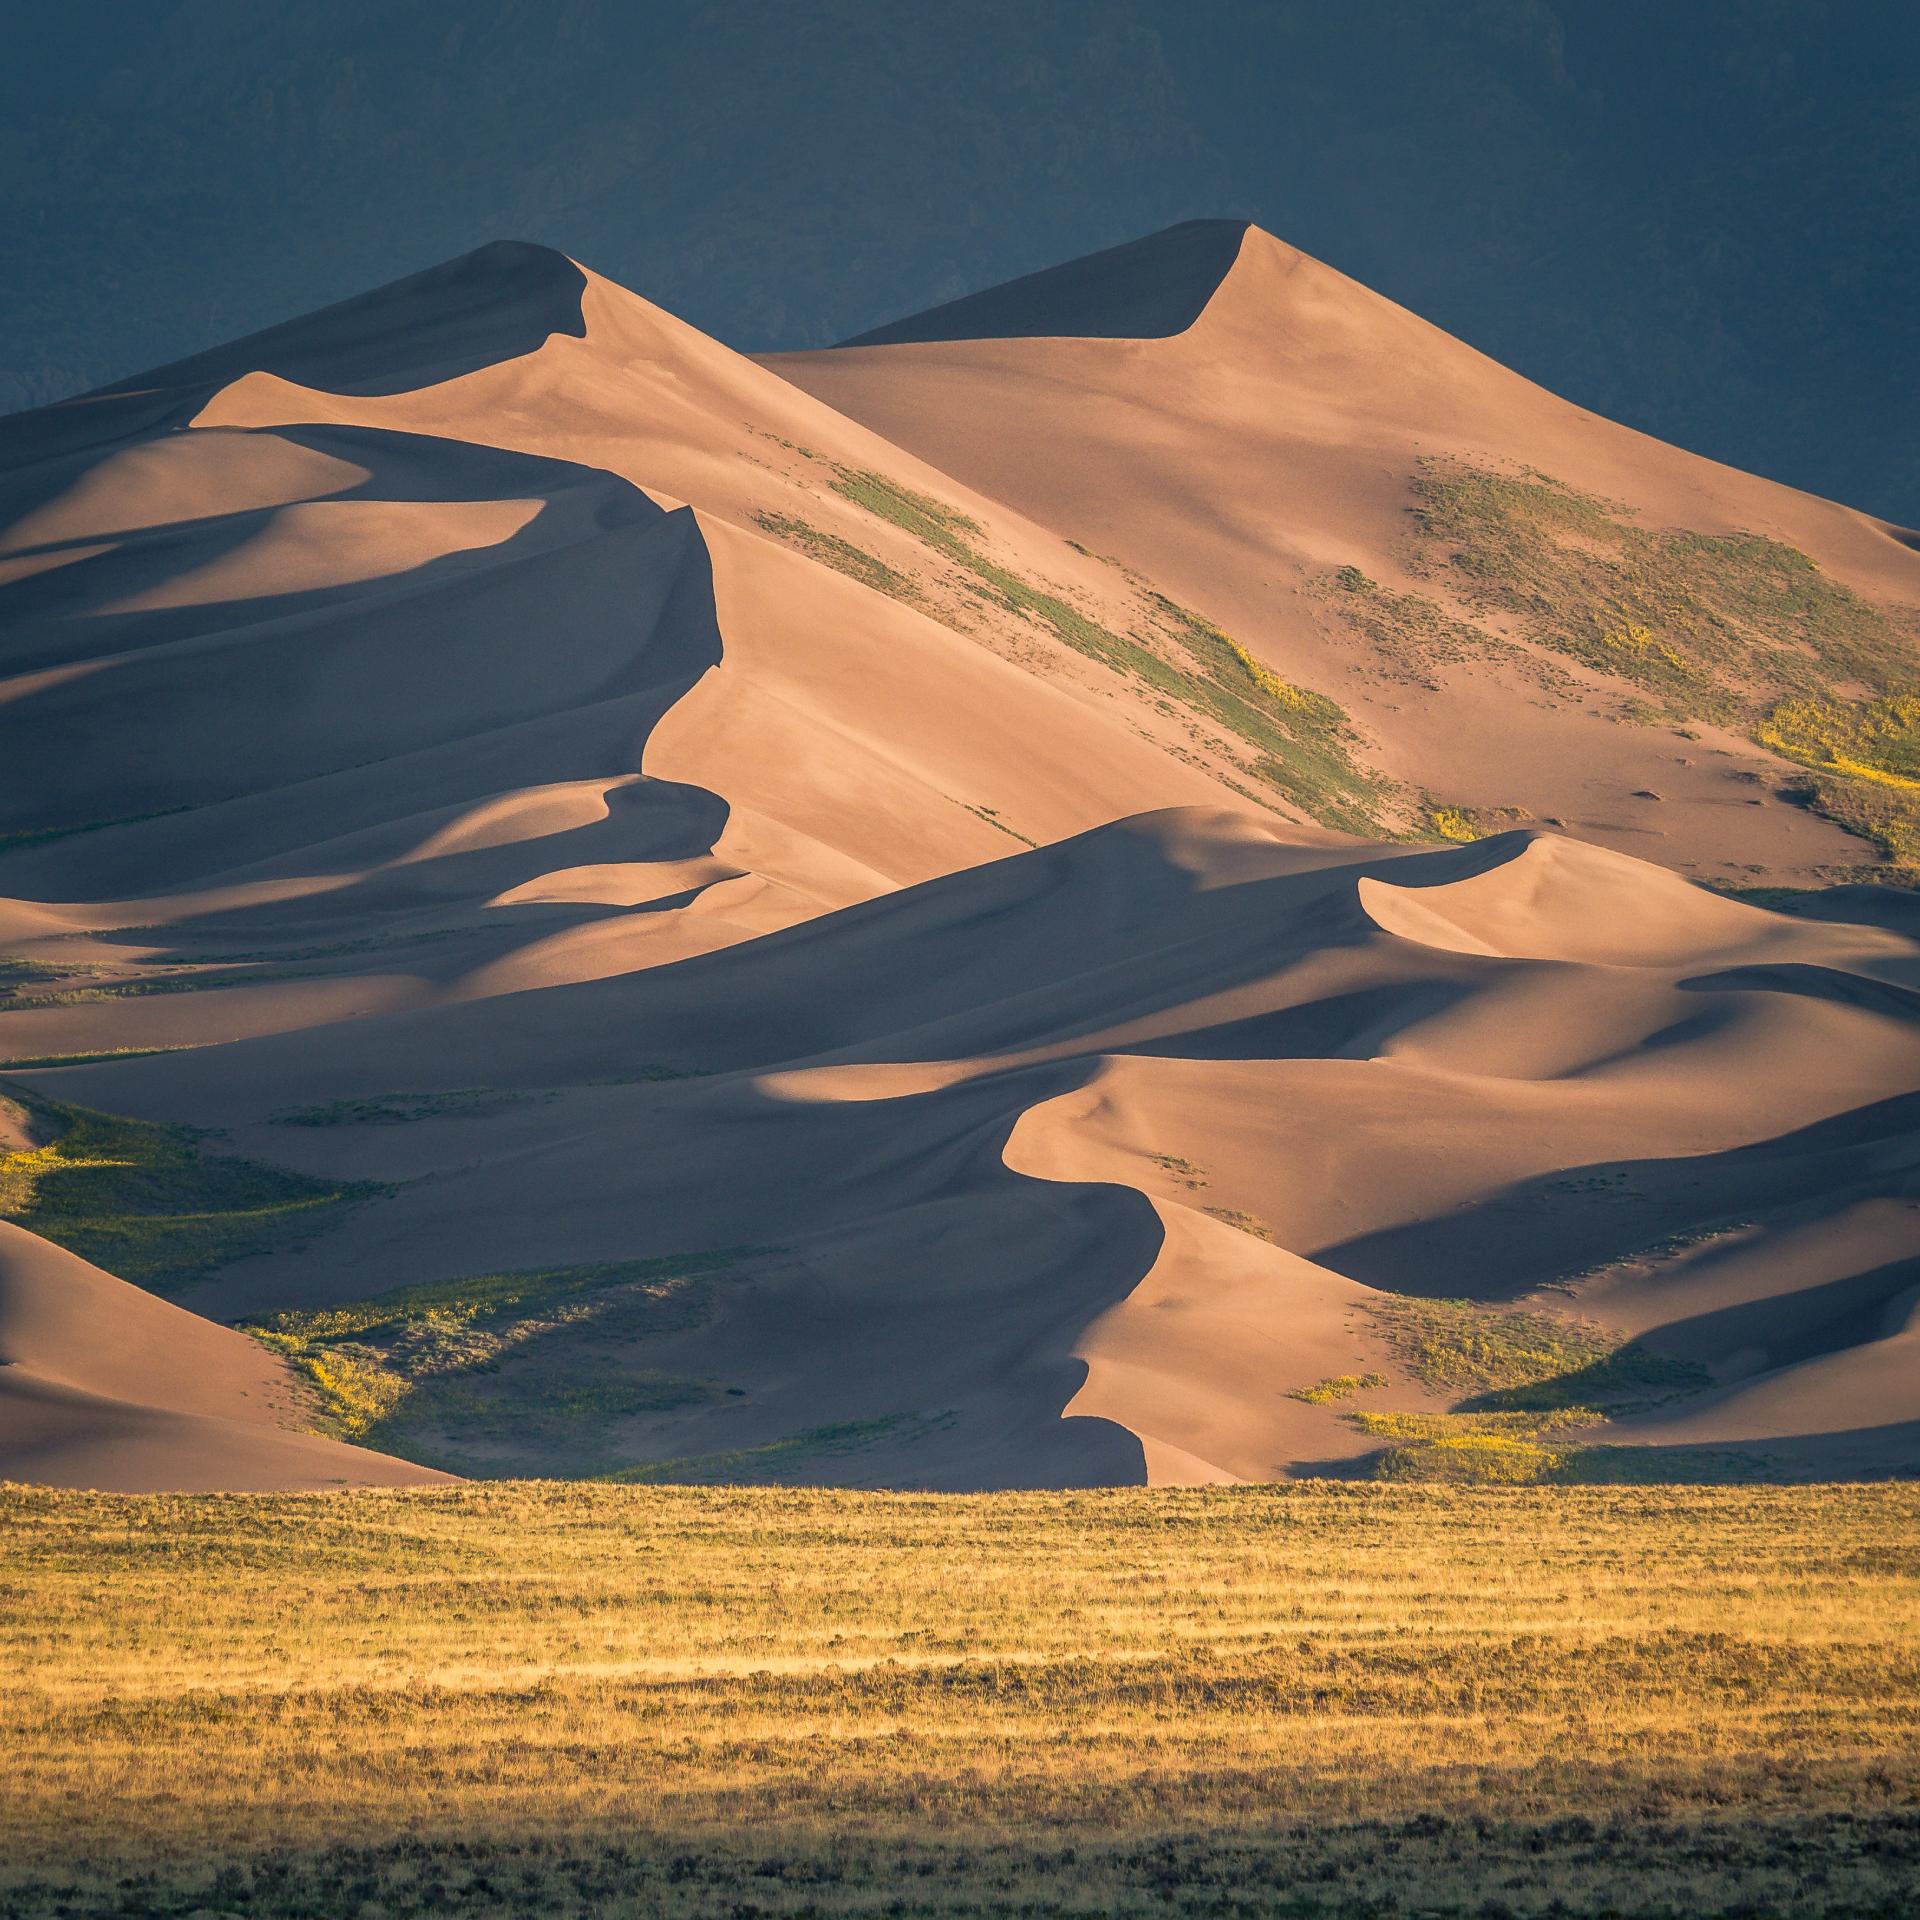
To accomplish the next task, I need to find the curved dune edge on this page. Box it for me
[840,219,1255,348]
[1006,1062,1424,1488]
[1355,833,1797,968]
[0,1224,450,1491]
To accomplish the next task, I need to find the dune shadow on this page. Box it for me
[1681,962,1920,1021]
[1125,980,1474,1063]
[1,424,640,674]
[1314,1090,1920,1303]
[841,219,1251,346]
[0,244,589,476]
[0,424,730,929]
[1635,1255,1920,1372]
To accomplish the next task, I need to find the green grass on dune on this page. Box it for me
[1287,1372,1388,1405]
[1760,690,1920,870]
[0,1089,379,1292]
[1322,457,1920,872]
[1350,1295,1721,1485]
[1409,462,1915,717]
[245,1250,763,1471]
[0,1045,196,1070]
[1364,1294,1707,1407]
[757,462,1393,834]
[751,508,923,604]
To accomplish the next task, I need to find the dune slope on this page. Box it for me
[0,1223,445,1490]
[774,222,1920,887]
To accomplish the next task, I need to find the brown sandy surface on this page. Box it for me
[773,222,1920,882]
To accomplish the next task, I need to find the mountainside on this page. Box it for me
[1,225,1915,1489]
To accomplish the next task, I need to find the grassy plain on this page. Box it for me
[2,1482,1916,1917]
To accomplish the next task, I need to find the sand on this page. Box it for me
[0,224,1913,1488]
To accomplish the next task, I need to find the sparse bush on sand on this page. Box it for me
[1288,1372,1388,1404]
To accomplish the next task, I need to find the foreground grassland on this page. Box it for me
[2,1485,1916,1918]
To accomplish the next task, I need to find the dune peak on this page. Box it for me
[838,219,1255,347]
[1358,832,1783,967]
[91,240,590,409]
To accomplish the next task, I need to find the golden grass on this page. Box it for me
[1,1483,1915,1916]
[1759,691,1920,875]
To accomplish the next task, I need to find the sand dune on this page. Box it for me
[0,1224,445,1490]
[0,226,1913,1488]
[774,222,1920,884]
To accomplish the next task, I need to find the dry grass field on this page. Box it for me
[2,1483,1917,1917]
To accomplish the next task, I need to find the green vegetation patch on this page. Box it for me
[1425,804,1482,843]
[1410,462,1916,718]
[0,958,108,993]
[1148,1152,1208,1188]
[1364,1294,1705,1408]
[1355,1294,1714,1484]
[823,463,1391,834]
[0,1045,195,1070]
[0,963,313,1007]
[1762,691,1920,785]
[1419,801,1534,845]
[247,1251,759,1467]
[0,1090,379,1292]
[1204,1206,1277,1242]
[1760,692,1920,870]
[1288,1372,1387,1405]
[1321,460,1920,873]
[751,509,923,605]
[1145,594,1389,833]
[1323,558,1521,686]
[829,466,986,553]
[1349,1409,1766,1486]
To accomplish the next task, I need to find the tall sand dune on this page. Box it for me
[774,222,1920,885]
